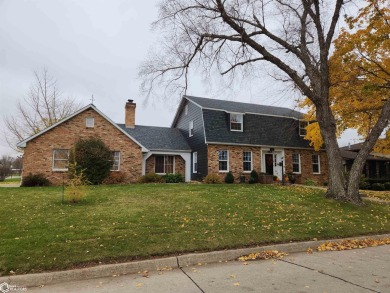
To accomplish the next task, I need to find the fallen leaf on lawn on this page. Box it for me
[233,282,240,286]
[136,283,143,287]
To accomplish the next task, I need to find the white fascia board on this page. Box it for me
[147,150,192,155]
[205,141,325,151]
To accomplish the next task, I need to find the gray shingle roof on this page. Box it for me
[118,124,191,151]
[186,95,304,119]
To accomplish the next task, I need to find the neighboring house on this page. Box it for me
[17,96,329,185]
[340,143,390,179]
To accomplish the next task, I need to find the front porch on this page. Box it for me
[142,151,191,182]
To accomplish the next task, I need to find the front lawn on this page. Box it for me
[0,184,389,275]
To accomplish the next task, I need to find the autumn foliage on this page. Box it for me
[301,0,390,152]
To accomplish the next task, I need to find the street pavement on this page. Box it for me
[26,245,389,293]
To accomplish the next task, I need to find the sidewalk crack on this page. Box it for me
[279,259,380,293]
[176,256,205,293]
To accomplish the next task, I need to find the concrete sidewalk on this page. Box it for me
[19,245,390,292]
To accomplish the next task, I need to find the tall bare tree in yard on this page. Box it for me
[4,68,80,150]
[140,0,390,204]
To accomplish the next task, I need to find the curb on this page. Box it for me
[1,233,390,288]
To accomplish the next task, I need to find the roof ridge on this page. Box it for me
[185,95,302,113]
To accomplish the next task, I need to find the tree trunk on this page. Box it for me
[315,102,352,202]
[346,100,390,202]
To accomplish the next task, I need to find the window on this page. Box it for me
[185,104,188,115]
[243,151,252,172]
[86,117,94,128]
[110,151,120,171]
[230,113,243,131]
[299,120,308,136]
[292,153,301,173]
[52,149,69,171]
[218,150,228,172]
[155,155,174,174]
[312,154,321,174]
[193,152,198,173]
[189,120,194,137]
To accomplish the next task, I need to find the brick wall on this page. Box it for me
[207,144,328,184]
[207,144,262,182]
[284,149,328,185]
[145,155,185,176]
[22,108,143,185]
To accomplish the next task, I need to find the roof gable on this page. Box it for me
[17,104,148,152]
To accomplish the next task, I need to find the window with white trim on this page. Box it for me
[185,104,188,115]
[218,150,228,172]
[243,151,252,172]
[312,154,321,174]
[292,153,301,173]
[193,152,198,173]
[86,117,94,128]
[52,149,69,171]
[230,113,243,131]
[110,151,120,171]
[155,155,174,174]
[299,120,308,136]
[189,120,194,137]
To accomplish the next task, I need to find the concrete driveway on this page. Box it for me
[27,245,389,293]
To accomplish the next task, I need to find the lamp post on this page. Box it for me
[278,157,285,185]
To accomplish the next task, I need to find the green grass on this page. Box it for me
[0,184,389,275]
[0,177,21,184]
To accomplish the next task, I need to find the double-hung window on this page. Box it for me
[155,155,174,174]
[218,150,228,172]
[52,149,69,171]
[292,153,301,173]
[312,154,321,174]
[193,152,198,173]
[189,120,194,137]
[243,151,252,172]
[230,113,243,131]
[299,120,308,136]
[110,151,120,171]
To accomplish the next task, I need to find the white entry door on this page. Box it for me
[264,151,283,180]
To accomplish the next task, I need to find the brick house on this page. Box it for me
[18,96,328,185]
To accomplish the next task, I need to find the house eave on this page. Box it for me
[206,141,325,151]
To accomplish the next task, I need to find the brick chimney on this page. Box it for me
[125,99,136,128]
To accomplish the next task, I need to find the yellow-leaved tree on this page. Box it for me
[300,0,389,195]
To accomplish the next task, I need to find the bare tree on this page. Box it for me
[0,155,13,181]
[4,68,81,150]
[140,0,390,204]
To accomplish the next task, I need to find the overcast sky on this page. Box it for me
[0,0,360,156]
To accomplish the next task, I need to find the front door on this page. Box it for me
[264,152,283,180]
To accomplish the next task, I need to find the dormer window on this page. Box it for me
[185,104,188,115]
[299,120,308,136]
[230,113,243,131]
